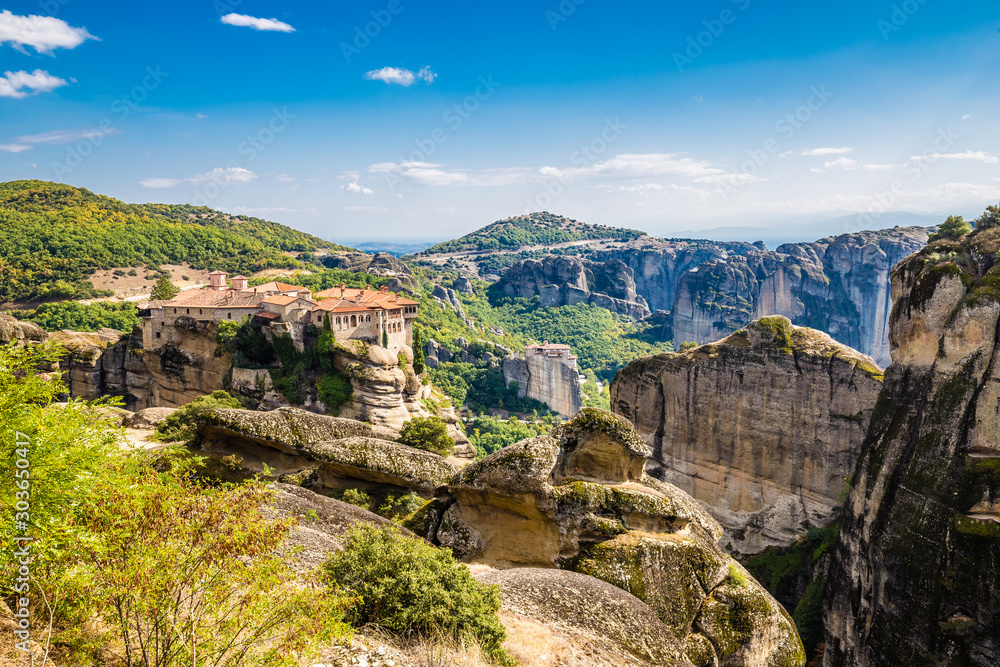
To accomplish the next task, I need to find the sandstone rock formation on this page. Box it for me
[672,228,928,366]
[503,344,584,418]
[199,407,458,496]
[612,317,883,555]
[407,408,806,666]
[824,225,1000,666]
[47,328,132,399]
[494,255,651,318]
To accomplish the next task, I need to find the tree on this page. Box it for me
[398,416,455,456]
[382,327,389,348]
[976,204,1000,231]
[150,274,179,300]
[412,326,426,374]
[929,215,972,242]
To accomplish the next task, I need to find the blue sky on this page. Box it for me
[1,1,999,243]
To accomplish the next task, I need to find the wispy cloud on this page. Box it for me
[220,13,294,33]
[16,127,117,145]
[862,163,902,172]
[0,10,96,53]
[910,150,998,164]
[539,153,725,182]
[823,157,859,170]
[0,70,67,98]
[369,161,530,187]
[363,66,437,86]
[802,147,853,156]
[139,167,258,189]
[0,144,30,153]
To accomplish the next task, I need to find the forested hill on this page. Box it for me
[421,211,643,254]
[0,180,348,303]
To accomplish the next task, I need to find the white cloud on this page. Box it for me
[802,147,853,156]
[540,153,725,183]
[824,157,859,170]
[963,114,972,120]
[910,150,998,164]
[0,144,30,153]
[343,178,374,195]
[368,161,530,187]
[363,66,436,86]
[139,167,258,189]
[220,13,294,32]
[862,163,902,172]
[274,173,295,182]
[0,70,67,98]
[0,10,96,53]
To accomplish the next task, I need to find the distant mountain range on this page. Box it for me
[672,212,944,248]
[349,241,436,257]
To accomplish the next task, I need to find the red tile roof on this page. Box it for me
[261,294,301,306]
[162,288,265,309]
[243,281,308,294]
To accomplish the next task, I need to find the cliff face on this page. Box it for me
[593,240,759,312]
[824,227,1000,666]
[494,255,650,318]
[673,228,928,366]
[611,316,884,556]
[503,351,584,418]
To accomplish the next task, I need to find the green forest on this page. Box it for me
[422,211,643,254]
[0,180,347,303]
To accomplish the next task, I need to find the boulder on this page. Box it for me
[407,408,805,667]
[124,407,177,429]
[199,407,458,495]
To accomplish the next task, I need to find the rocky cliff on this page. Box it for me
[824,224,1000,666]
[503,348,584,418]
[673,228,928,366]
[493,255,651,318]
[406,408,806,666]
[593,239,760,312]
[612,317,884,555]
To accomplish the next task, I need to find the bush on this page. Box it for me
[323,524,513,665]
[341,488,370,508]
[155,390,242,442]
[398,416,455,456]
[378,492,424,520]
[319,371,353,413]
[929,215,972,242]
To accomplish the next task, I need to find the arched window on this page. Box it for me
[367,314,372,322]
[351,315,357,327]
[336,316,341,325]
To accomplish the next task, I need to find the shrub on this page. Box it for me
[76,473,349,666]
[155,390,242,442]
[341,488,370,508]
[680,341,699,351]
[377,492,424,520]
[323,525,513,665]
[929,215,972,242]
[319,371,353,413]
[398,416,455,456]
